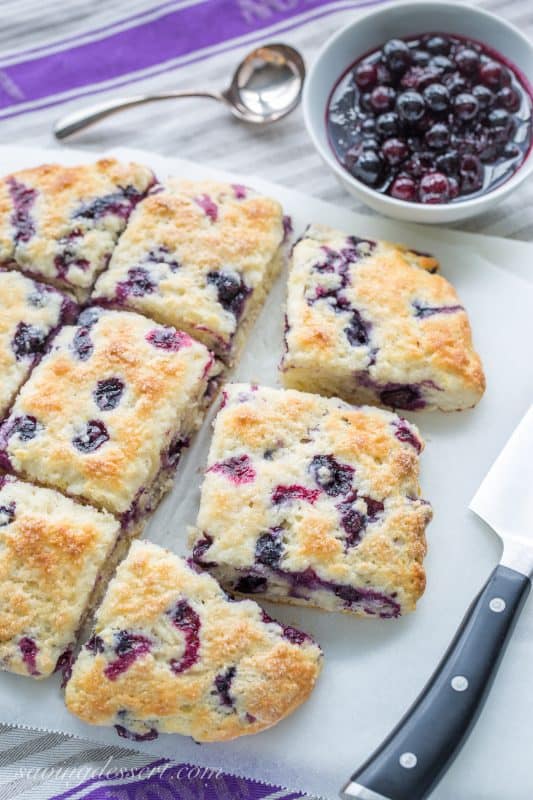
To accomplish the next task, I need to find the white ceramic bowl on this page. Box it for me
[303,0,533,223]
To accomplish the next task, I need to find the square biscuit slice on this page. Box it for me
[0,159,154,301]
[92,179,286,363]
[0,269,78,418]
[0,474,121,679]
[0,307,221,523]
[190,383,432,618]
[65,540,322,743]
[281,224,485,412]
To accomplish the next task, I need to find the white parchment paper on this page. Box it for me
[0,145,532,800]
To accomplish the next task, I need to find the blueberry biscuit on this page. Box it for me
[0,308,221,525]
[65,540,322,742]
[92,180,286,362]
[0,474,121,679]
[190,384,431,618]
[281,224,485,412]
[0,160,154,301]
[0,269,77,418]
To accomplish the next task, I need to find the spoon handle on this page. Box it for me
[54,90,222,139]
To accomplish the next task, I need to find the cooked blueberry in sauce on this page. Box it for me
[344,309,370,346]
[0,502,15,526]
[72,420,109,453]
[167,600,201,674]
[213,666,236,707]
[115,267,157,300]
[94,378,124,411]
[209,454,256,485]
[255,530,283,567]
[7,178,36,244]
[281,626,311,646]
[104,631,151,680]
[72,326,93,361]
[165,436,189,467]
[207,271,250,319]
[55,648,74,687]
[337,498,365,547]
[145,327,191,351]
[54,229,89,278]
[115,725,158,742]
[271,484,320,505]
[327,33,533,202]
[364,496,385,518]
[309,454,354,497]
[19,636,39,675]
[12,322,47,360]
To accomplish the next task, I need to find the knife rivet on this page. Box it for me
[451,675,469,692]
[399,752,417,769]
[489,597,506,613]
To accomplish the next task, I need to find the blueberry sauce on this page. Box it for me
[309,454,354,497]
[19,636,40,676]
[167,600,201,674]
[260,610,313,646]
[163,435,189,468]
[379,384,426,411]
[73,185,144,221]
[94,378,124,411]
[271,485,321,505]
[213,666,236,707]
[11,322,47,360]
[327,34,533,203]
[145,327,192,351]
[0,502,15,526]
[195,194,218,222]
[207,271,251,319]
[7,178,36,244]
[234,575,268,594]
[208,454,256,485]
[54,648,74,687]
[72,420,109,453]
[115,724,159,742]
[104,631,151,680]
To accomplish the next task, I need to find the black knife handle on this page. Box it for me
[340,564,531,800]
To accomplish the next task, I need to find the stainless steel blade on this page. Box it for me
[470,404,533,577]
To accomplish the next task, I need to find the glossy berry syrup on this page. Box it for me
[327,33,533,203]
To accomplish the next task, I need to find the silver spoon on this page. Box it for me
[54,43,305,140]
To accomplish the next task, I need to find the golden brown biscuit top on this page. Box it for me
[0,308,217,514]
[0,159,154,291]
[283,224,485,411]
[65,541,322,742]
[192,384,431,614]
[0,475,120,677]
[92,178,285,346]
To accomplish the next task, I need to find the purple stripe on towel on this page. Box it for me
[0,0,388,118]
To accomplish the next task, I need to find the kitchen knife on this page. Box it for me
[340,405,533,800]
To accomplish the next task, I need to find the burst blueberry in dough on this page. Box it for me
[65,540,322,742]
[281,224,485,412]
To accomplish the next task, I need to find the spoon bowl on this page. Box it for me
[54,43,305,139]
